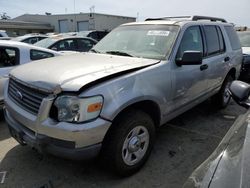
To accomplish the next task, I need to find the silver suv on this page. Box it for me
[4,16,242,176]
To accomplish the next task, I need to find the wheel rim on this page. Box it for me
[122,126,150,166]
[223,80,232,104]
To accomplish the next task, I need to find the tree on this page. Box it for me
[1,13,11,20]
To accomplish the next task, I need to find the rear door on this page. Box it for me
[202,25,228,91]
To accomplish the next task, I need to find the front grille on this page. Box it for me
[8,78,50,115]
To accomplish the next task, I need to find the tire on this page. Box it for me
[101,110,155,176]
[212,74,234,109]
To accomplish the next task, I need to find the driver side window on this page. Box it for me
[176,26,203,60]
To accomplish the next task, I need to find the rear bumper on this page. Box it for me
[4,108,102,160]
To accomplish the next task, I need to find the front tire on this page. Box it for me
[101,110,155,176]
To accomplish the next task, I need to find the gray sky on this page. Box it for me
[1,0,249,26]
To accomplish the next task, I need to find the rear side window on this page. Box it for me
[224,26,241,50]
[30,49,54,60]
[77,39,96,52]
[23,37,39,44]
[0,47,19,67]
[51,39,76,51]
[204,26,221,56]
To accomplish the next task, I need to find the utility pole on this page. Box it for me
[74,0,77,31]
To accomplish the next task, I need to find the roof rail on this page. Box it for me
[192,16,227,23]
[145,15,227,23]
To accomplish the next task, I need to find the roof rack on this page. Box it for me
[145,15,227,23]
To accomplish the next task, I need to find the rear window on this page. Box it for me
[224,26,241,50]
[30,49,54,60]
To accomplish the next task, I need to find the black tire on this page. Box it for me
[212,74,234,108]
[101,110,155,176]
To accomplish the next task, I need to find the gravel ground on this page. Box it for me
[0,100,246,188]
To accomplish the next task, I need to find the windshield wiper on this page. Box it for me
[105,51,134,57]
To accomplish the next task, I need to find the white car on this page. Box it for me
[0,40,62,106]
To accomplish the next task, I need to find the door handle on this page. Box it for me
[200,64,208,71]
[224,57,230,62]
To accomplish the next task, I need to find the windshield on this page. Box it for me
[93,24,179,60]
[34,37,58,48]
[238,31,250,47]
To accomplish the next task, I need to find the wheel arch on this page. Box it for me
[227,67,236,80]
[102,100,161,144]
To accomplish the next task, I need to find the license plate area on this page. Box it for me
[9,127,26,145]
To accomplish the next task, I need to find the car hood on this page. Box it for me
[242,47,250,55]
[10,53,159,92]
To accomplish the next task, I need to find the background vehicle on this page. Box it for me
[4,16,242,176]
[183,80,250,188]
[238,31,250,81]
[34,35,97,52]
[0,30,11,40]
[0,40,62,107]
[76,30,109,41]
[12,34,48,44]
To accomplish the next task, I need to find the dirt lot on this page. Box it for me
[0,100,247,188]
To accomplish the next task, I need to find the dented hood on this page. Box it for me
[10,53,159,92]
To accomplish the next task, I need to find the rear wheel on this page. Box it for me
[212,74,234,108]
[101,110,155,176]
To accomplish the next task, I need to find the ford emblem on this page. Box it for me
[15,90,23,100]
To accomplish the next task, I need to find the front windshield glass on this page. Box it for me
[93,24,179,60]
[34,37,58,48]
[238,31,250,47]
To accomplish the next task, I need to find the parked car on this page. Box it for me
[4,16,242,176]
[183,80,250,188]
[76,30,109,41]
[238,31,250,81]
[34,36,97,52]
[0,30,11,40]
[12,34,48,44]
[0,40,62,107]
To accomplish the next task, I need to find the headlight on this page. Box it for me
[54,95,103,123]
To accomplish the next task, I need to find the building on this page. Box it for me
[0,20,54,36]
[13,13,136,34]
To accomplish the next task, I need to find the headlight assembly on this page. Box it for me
[54,95,103,123]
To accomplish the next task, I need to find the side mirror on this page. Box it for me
[229,80,250,109]
[176,51,203,66]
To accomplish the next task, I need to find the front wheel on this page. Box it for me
[101,110,155,176]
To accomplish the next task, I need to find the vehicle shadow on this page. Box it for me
[0,109,11,141]
[0,100,246,188]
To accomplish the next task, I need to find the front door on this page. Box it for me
[172,26,208,110]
